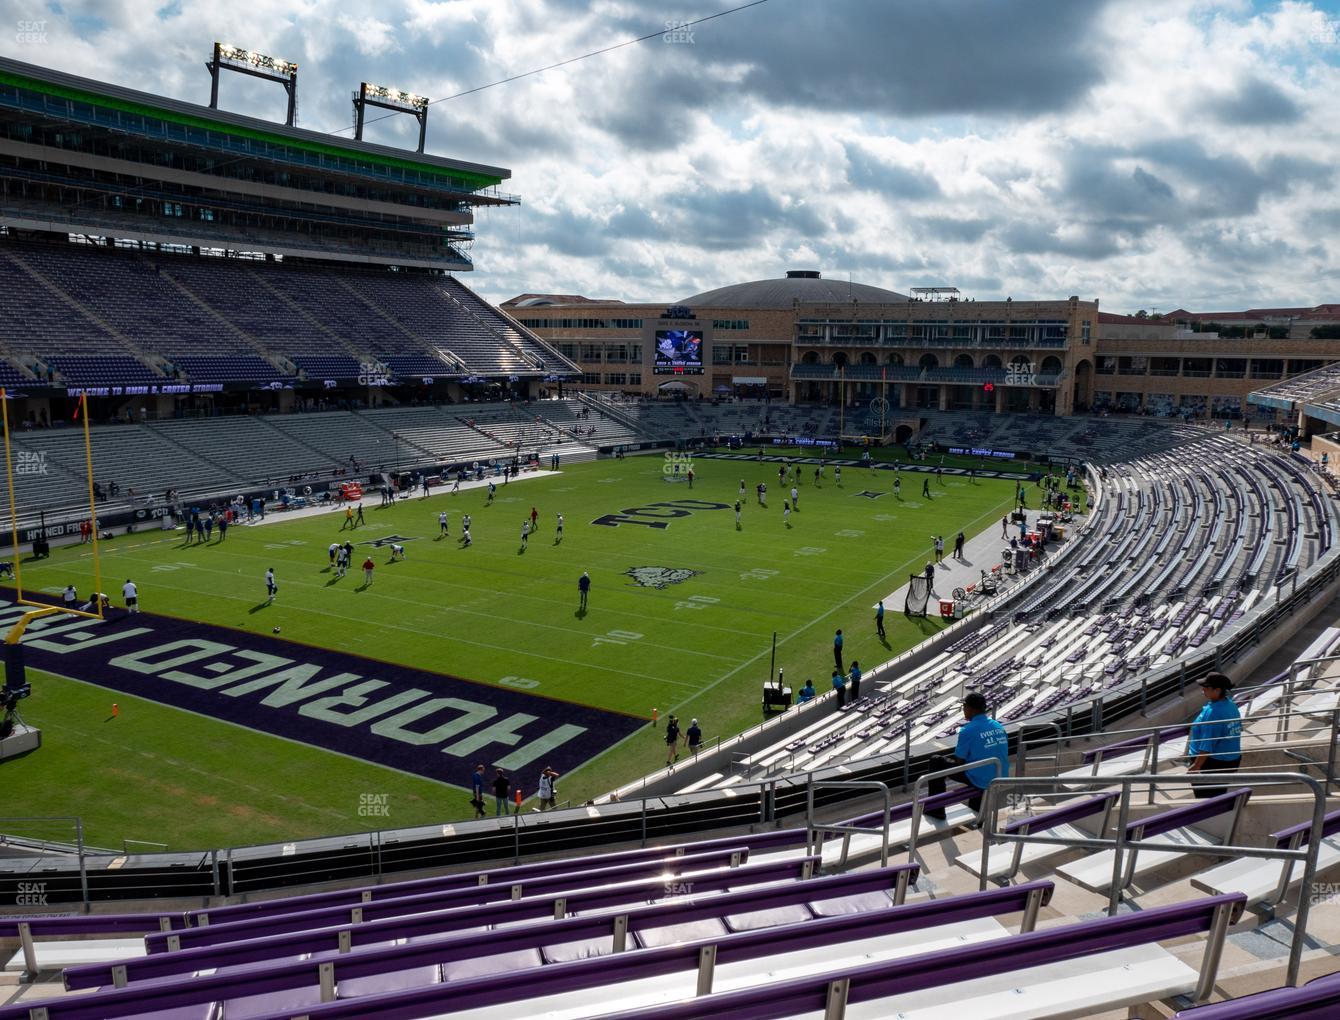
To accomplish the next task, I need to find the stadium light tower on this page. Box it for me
[206,42,299,127]
[353,82,430,153]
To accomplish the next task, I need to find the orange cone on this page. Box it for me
[514,788,522,813]
[111,703,118,718]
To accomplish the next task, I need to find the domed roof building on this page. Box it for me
[680,270,907,309]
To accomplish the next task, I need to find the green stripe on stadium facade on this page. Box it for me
[0,69,504,192]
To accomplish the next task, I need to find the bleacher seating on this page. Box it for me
[0,785,1273,1020]
[0,237,579,386]
[0,400,1333,1020]
[913,409,1207,462]
[674,433,1334,799]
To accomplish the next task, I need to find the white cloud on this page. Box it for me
[0,0,1335,312]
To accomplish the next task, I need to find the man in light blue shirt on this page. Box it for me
[1186,672,1242,799]
[925,692,1009,819]
[831,668,847,709]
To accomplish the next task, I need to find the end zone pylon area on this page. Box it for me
[0,388,105,635]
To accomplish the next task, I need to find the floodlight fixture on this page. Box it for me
[353,81,431,153]
[207,41,299,127]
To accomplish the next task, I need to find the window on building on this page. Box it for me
[628,372,642,385]
[582,372,601,385]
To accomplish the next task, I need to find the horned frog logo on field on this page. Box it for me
[625,566,702,589]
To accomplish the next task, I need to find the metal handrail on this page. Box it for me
[906,757,1003,872]
[806,780,893,869]
[976,771,1326,995]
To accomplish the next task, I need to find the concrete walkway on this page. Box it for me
[874,506,1071,615]
[874,516,1009,614]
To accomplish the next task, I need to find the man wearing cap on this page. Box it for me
[925,692,1009,819]
[1186,672,1242,798]
[686,718,703,755]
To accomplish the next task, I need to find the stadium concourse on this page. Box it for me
[6,421,1340,1018]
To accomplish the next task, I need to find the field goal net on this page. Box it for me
[904,574,931,617]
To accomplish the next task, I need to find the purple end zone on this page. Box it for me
[0,595,643,785]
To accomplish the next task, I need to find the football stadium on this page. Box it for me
[3,12,1340,1020]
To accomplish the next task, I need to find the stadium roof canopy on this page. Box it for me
[679,270,908,309]
[0,55,510,194]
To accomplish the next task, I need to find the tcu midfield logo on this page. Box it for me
[592,499,729,530]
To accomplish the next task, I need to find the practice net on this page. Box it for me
[904,574,931,617]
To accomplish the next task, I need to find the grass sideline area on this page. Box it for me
[3,453,1019,850]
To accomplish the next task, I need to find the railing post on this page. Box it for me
[902,726,911,791]
[1328,708,1340,792]
[1194,900,1235,1002]
[1148,730,1162,806]
[1286,775,1327,987]
[76,818,89,909]
[1107,781,1133,916]
[1280,663,1299,742]
[17,922,37,982]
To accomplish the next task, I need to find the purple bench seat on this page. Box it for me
[147,847,754,954]
[603,895,1245,1020]
[224,891,1235,1020]
[26,863,921,1019]
[63,856,830,993]
[186,831,802,930]
[1173,970,1340,1019]
[1057,788,1251,895]
[1081,725,1191,765]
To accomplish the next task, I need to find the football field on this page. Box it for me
[2,452,1019,850]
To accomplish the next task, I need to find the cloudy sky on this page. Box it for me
[3,0,1339,311]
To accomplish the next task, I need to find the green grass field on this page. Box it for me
[2,453,1017,850]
